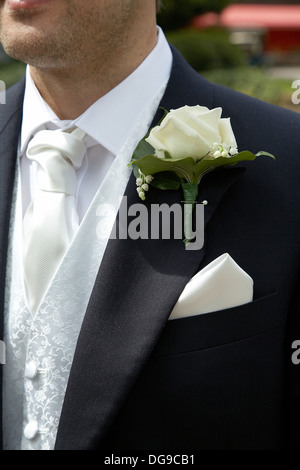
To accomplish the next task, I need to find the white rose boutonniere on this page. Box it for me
[128,105,275,245]
[145,105,238,161]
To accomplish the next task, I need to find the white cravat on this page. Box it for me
[22,128,87,313]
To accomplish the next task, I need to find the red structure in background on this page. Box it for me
[192,4,300,56]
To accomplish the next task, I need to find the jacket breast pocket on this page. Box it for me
[154,292,280,356]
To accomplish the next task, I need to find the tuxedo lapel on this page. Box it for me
[0,79,24,335]
[0,78,25,448]
[0,79,24,329]
[55,50,245,449]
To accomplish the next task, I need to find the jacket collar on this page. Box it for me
[0,77,25,449]
[55,48,245,449]
[0,77,25,335]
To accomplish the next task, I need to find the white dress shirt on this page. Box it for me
[20,27,173,222]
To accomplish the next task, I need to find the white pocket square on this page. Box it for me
[169,253,253,320]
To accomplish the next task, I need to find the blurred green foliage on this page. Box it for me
[0,60,26,88]
[159,1,294,110]
[167,28,247,71]
[157,0,232,31]
[203,66,293,108]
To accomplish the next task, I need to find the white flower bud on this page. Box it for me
[221,150,229,158]
[230,147,238,156]
[139,191,146,201]
[136,178,143,186]
[145,175,154,184]
[213,150,221,158]
[142,184,149,191]
[137,187,143,194]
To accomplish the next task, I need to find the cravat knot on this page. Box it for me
[27,128,86,195]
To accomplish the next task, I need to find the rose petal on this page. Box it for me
[219,118,237,149]
[148,115,214,161]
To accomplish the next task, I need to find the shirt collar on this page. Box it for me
[20,27,172,156]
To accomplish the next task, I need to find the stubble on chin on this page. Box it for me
[0,6,82,68]
[0,0,147,73]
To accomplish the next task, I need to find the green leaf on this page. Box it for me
[132,138,155,162]
[255,151,276,159]
[130,107,169,163]
[193,150,275,183]
[129,108,170,178]
[157,107,169,124]
[130,147,275,184]
[130,154,196,183]
[150,172,181,190]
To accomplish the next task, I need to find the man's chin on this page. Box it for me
[0,35,51,68]
[0,11,57,66]
[0,41,33,64]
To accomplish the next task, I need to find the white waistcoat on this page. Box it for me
[2,88,164,450]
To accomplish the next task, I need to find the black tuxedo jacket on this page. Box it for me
[1,48,300,450]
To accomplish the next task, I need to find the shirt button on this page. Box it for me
[25,361,38,379]
[24,421,39,440]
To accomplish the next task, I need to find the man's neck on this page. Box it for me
[29,26,158,120]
